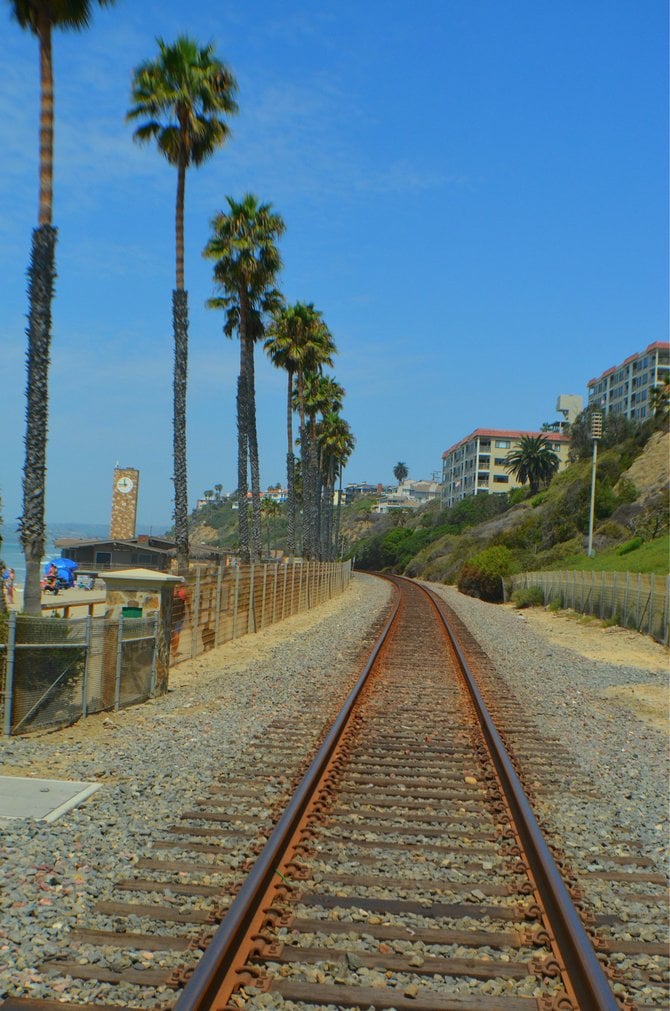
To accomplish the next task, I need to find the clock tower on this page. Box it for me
[110,466,140,540]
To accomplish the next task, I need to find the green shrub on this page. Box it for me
[508,488,529,506]
[615,477,638,504]
[511,586,545,608]
[617,536,643,555]
[457,545,515,603]
[595,520,628,542]
[547,598,563,612]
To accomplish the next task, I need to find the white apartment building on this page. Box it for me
[587,341,669,422]
[441,429,570,508]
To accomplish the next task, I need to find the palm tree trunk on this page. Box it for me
[308,415,320,559]
[21,224,57,614]
[20,16,57,615]
[237,300,250,562]
[37,14,53,227]
[285,369,295,558]
[297,379,310,558]
[334,465,344,559]
[175,160,186,289]
[246,329,263,562]
[173,288,189,575]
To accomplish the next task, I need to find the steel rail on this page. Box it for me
[415,576,621,1011]
[172,586,401,1011]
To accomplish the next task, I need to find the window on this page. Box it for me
[493,474,509,483]
[495,440,510,449]
[494,457,507,466]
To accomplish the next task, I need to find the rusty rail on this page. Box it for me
[420,577,621,1011]
[172,585,402,1010]
[174,574,621,1011]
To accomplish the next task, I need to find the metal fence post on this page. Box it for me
[261,564,268,629]
[664,576,669,646]
[215,564,223,647]
[3,610,17,737]
[599,571,605,619]
[82,613,92,718]
[231,565,240,639]
[290,561,296,616]
[150,611,159,696]
[282,563,288,620]
[648,573,655,637]
[273,564,279,625]
[636,572,642,630]
[249,564,256,635]
[115,614,124,711]
[624,571,630,628]
[191,568,201,659]
[611,572,617,624]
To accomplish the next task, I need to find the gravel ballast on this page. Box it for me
[1,572,667,1005]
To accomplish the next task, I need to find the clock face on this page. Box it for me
[116,477,134,494]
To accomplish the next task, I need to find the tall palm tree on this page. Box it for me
[203,195,285,562]
[260,495,281,558]
[318,412,353,559]
[265,302,335,559]
[505,435,560,495]
[302,373,343,558]
[332,420,355,559]
[393,461,408,484]
[128,36,238,575]
[10,0,116,615]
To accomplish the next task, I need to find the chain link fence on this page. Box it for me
[0,613,158,736]
[1,559,353,736]
[506,570,669,644]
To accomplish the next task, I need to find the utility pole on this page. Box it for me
[587,410,603,557]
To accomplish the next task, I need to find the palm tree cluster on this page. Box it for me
[11,6,355,608]
[265,303,354,561]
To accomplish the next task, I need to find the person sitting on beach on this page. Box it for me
[44,563,59,595]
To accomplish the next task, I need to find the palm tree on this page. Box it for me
[302,373,343,558]
[393,461,408,485]
[505,435,560,495]
[649,381,670,420]
[203,195,285,562]
[214,483,223,501]
[128,36,238,575]
[265,302,336,559]
[260,496,281,558]
[318,412,354,559]
[10,0,115,615]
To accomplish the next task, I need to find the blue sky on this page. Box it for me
[1,0,667,533]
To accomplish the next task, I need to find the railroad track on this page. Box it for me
[2,575,667,1010]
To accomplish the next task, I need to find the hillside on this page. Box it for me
[184,424,668,578]
[349,426,669,581]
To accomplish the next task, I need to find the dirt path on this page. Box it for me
[513,604,669,733]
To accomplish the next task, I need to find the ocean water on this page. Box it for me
[0,522,109,587]
[0,521,169,587]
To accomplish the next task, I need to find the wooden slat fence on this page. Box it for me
[171,559,353,664]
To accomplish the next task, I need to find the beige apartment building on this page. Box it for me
[441,428,570,508]
[587,341,669,421]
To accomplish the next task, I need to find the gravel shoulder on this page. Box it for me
[424,581,670,871]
